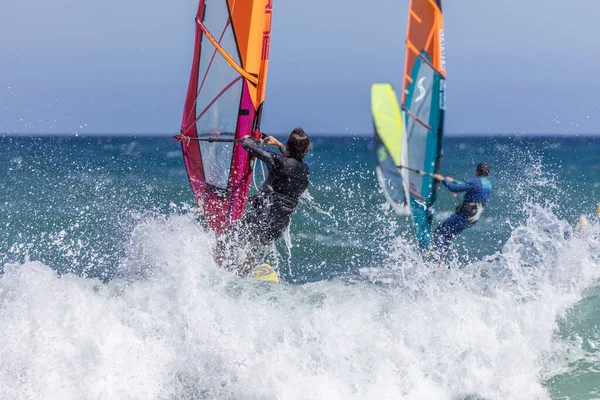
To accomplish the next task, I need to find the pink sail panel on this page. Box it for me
[179,0,273,234]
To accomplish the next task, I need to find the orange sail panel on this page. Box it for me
[180,0,273,234]
[402,0,445,103]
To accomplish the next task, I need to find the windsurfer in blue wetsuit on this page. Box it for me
[432,162,492,256]
[230,128,311,275]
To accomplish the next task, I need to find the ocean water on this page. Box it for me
[0,134,599,399]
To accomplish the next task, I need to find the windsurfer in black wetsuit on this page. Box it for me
[230,128,311,276]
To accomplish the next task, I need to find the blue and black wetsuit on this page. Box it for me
[433,177,492,254]
[240,137,310,246]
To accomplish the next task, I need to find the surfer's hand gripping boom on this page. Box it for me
[432,173,454,182]
[263,136,283,148]
[243,131,281,146]
[397,165,455,182]
[398,164,440,179]
[397,165,460,202]
[243,132,286,155]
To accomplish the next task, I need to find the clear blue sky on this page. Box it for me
[1,0,599,135]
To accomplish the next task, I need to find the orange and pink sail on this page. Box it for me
[179,0,273,234]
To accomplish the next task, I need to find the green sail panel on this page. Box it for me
[371,84,410,215]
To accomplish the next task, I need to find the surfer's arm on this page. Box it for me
[241,137,276,168]
[263,135,286,154]
[442,178,471,193]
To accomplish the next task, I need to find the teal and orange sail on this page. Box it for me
[372,0,446,247]
[403,0,446,247]
[179,0,273,234]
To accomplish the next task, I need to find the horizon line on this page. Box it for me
[1,132,600,138]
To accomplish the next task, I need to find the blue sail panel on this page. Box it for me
[404,52,445,247]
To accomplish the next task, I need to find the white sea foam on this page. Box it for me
[0,207,599,399]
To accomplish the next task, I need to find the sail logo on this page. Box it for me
[262,0,273,60]
[415,77,427,102]
[439,79,446,110]
[378,146,387,162]
[439,29,447,72]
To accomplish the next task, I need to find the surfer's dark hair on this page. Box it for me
[287,128,310,160]
[476,162,490,177]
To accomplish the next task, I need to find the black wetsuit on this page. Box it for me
[240,137,310,246]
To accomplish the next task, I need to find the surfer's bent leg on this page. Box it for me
[213,206,258,271]
[433,213,472,255]
[213,225,245,271]
[236,201,268,277]
[237,205,293,277]
[238,239,265,277]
